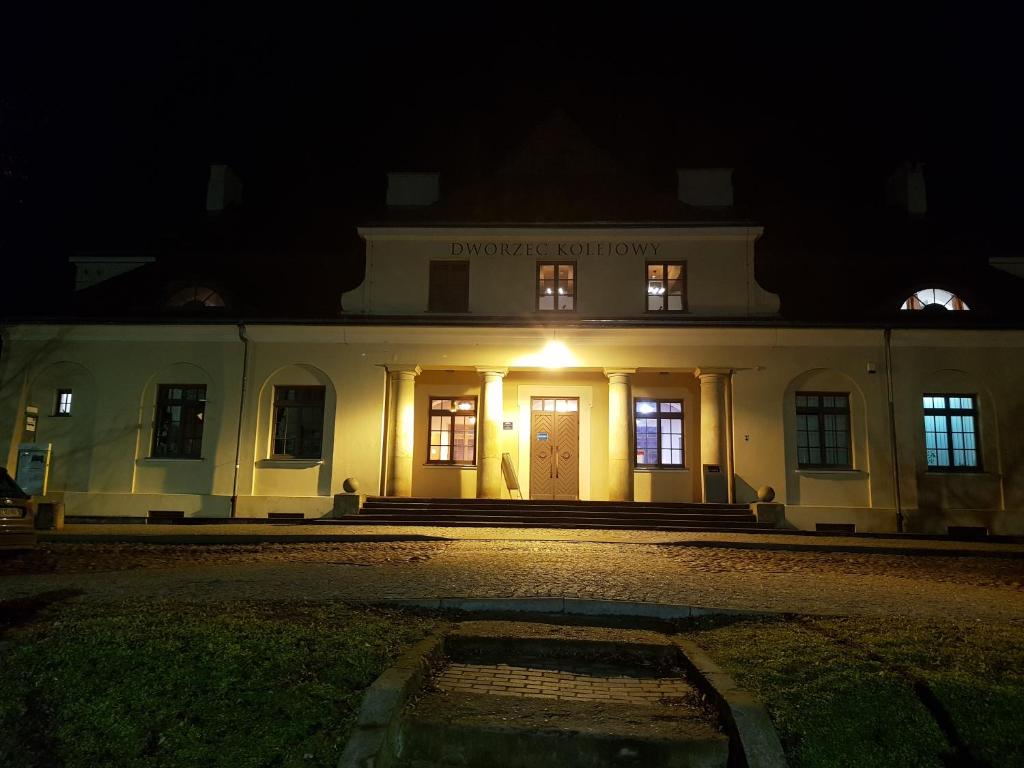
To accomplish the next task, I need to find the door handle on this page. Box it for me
[554,445,559,478]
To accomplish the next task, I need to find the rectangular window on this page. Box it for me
[795,392,851,469]
[537,262,575,311]
[428,397,477,464]
[152,385,206,459]
[634,399,684,467]
[428,260,470,313]
[55,389,73,416]
[646,262,686,312]
[923,394,979,470]
[273,386,326,459]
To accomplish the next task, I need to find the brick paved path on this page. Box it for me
[436,661,692,704]
[2,537,1023,620]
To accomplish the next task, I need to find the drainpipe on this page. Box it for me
[884,328,904,532]
[229,322,249,518]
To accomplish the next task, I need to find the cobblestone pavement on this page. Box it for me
[0,541,449,576]
[2,538,1023,620]
[436,661,693,705]
[40,523,1024,554]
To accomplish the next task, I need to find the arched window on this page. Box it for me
[900,288,969,311]
[166,285,227,309]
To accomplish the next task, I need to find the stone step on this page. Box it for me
[396,621,727,767]
[331,517,772,532]
[365,496,750,512]
[353,511,760,523]
[360,506,756,519]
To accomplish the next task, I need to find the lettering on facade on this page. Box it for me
[449,241,661,258]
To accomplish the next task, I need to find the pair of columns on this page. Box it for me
[387,366,507,499]
[604,368,731,502]
[386,365,732,503]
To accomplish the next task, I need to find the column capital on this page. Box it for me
[387,365,421,379]
[603,368,637,379]
[475,366,508,378]
[694,367,732,381]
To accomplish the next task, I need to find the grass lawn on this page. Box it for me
[683,614,1024,768]
[0,596,437,768]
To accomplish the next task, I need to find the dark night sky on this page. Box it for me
[3,7,1022,318]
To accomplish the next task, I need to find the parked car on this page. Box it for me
[0,468,34,550]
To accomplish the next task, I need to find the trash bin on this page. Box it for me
[35,501,65,531]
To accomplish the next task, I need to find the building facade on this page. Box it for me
[2,220,1023,534]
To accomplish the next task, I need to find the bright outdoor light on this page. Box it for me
[538,340,573,369]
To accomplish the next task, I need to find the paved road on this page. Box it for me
[2,536,1022,620]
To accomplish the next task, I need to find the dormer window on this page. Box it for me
[167,285,227,309]
[900,288,969,311]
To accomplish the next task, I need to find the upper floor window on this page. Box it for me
[273,386,326,459]
[538,262,575,311]
[166,285,227,309]
[428,261,469,313]
[923,395,979,471]
[901,288,969,311]
[153,384,206,459]
[428,397,477,464]
[54,389,73,416]
[635,399,684,467]
[795,392,851,469]
[646,262,686,312]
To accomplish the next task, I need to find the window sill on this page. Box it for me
[923,470,991,477]
[257,459,323,469]
[139,457,205,463]
[634,466,689,472]
[795,468,863,476]
[423,463,477,470]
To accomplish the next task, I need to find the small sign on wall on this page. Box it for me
[503,421,514,430]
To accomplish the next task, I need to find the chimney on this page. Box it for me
[386,172,440,206]
[677,168,734,208]
[885,162,927,216]
[206,163,243,213]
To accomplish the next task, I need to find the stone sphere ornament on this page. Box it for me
[757,485,776,503]
[343,477,360,493]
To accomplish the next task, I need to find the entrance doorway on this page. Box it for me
[530,398,579,500]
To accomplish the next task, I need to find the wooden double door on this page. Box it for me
[530,397,579,500]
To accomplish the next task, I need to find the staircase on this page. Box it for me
[332,496,774,533]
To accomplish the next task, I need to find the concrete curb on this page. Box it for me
[338,627,448,768]
[38,533,448,545]
[675,638,788,768]
[372,596,764,620]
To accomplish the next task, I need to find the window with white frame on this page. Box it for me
[55,388,73,416]
[634,399,684,467]
[923,394,979,470]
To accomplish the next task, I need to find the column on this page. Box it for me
[388,366,420,497]
[476,367,508,499]
[605,368,636,502]
[695,368,731,502]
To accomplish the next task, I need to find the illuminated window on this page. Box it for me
[537,262,575,311]
[428,397,477,464]
[272,386,326,459]
[531,398,579,412]
[634,399,683,467]
[152,385,206,459]
[923,395,979,471]
[166,285,227,309]
[428,261,470,312]
[55,389,73,416]
[900,288,969,311]
[795,393,851,469]
[646,262,686,311]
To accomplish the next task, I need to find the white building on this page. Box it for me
[2,163,1023,535]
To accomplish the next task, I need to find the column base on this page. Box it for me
[750,502,786,528]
